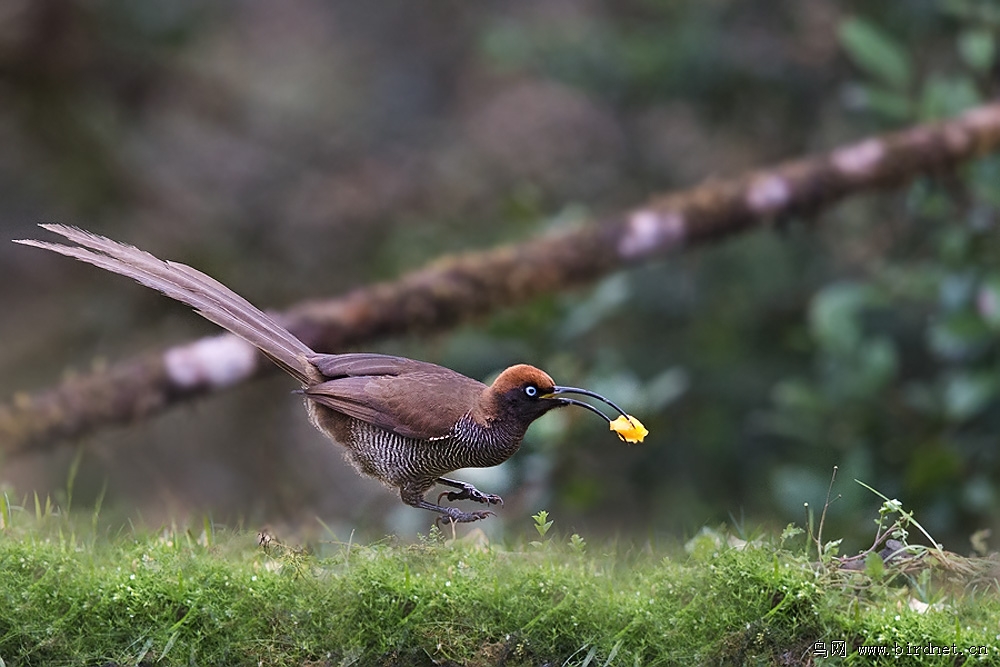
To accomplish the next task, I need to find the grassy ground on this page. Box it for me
[0,500,998,666]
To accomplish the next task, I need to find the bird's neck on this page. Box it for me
[450,412,526,466]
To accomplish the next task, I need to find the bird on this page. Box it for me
[16,224,642,524]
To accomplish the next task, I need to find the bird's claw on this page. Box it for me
[436,509,495,527]
[437,485,503,506]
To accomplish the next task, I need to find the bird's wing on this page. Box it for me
[304,359,486,440]
[307,352,440,378]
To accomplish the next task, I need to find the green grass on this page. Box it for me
[0,504,998,666]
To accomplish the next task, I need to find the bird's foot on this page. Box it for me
[435,507,495,526]
[437,483,503,506]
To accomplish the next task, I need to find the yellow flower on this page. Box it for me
[609,415,648,443]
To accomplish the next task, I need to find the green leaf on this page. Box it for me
[958,29,995,72]
[808,282,880,354]
[856,337,898,391]
[865,551,885,580]
[919,73,981,120]
[0,491,9,530]
[854,84,914,121]
[839,18,913,89]
[771,379,824,414]
[928,313,991,361]
[944,371,998,421]
[780,524,805,543]
[978,275,1000,330]
[822,538,843,558]
[968,155,1000,207]
[532,510,553,537]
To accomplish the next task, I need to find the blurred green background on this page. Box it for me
[2,0,1000,550]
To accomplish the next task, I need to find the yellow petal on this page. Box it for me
[609,414,648,443]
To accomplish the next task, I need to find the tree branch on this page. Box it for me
[5,103,1000,455]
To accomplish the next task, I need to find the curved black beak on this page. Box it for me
[544,385,630,423]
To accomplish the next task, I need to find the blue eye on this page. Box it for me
[525,385,538,397]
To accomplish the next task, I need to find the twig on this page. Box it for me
[813,466,840,558]
[6,103,1000,453]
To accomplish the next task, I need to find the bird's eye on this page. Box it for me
[524,385,538,398]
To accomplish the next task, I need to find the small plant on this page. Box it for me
[837,479,946,570]
[0,490,11,530]
[779,523,804,547]
[419,523,446,546]
[532,510,553,537]
[569,533,587,554]
[816,478,962,603]
[805,466,843,562]
[530,510,554,547]
[33,492,57,521]
[804,470,951,578]
[257,533,312,579]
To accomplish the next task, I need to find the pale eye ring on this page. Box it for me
[525,385,538,398]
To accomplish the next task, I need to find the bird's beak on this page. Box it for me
[543,385,630,424]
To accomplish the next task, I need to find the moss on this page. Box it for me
[0,515,997,666]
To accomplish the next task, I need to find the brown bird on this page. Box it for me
[16,225,637,524]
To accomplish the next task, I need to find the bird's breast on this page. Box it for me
[308,400,526,485]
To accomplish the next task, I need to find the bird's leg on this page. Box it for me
[400,484,494,524]
[435,477,504,506]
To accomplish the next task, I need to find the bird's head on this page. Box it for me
[487,364,641,440]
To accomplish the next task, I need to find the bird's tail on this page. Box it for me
[15,224,316,385]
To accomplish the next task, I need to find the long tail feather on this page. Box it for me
[15,224,316,384]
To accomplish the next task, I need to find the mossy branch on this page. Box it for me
[5,102,1000,454]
